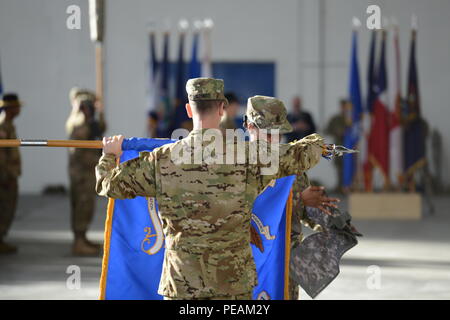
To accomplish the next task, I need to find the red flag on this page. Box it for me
[368,30,390,188]
[389,26,403,187]
[362,31,377,191]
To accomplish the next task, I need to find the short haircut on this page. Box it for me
[148,111,159,121]
[225,92,239,104]
[190,100,223,114]
[340,98,349,106]
[80,99,95,110]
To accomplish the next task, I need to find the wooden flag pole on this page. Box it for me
[0,139,103,149]
[95,43,103,108]
[90,0,105,110]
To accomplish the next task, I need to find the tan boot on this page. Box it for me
[0,240,18,255]
[85,239,103,251]
[72,238,101,257]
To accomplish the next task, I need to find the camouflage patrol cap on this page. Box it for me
[246,95,293,134]
[69,87,96,104]
[0,93,21,108]
[186,78,228,106]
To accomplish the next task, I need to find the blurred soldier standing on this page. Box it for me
[0,93,21,254]
[219,92,240,130]
[243,96,339,299]
[66,88,106,256]
[96,78,330,300]
[285,96,317,142]
[325,99,348,192]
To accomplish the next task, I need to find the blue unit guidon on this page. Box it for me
[99,138,295,300]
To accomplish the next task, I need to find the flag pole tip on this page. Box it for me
[193,20,204,30]
[391,16,399,27]
[352,17,361,29]
[411,14,418,30]
[382,17,390,30]
[146,20,157,33]
[203,18,214,29]
[178,19,189,31]
[162,19,171,32]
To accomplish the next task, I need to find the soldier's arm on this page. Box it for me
[273,133,324,179]
[95,151,157,199]
[0,149,7,180]
[292,173,323,231]
[66,114,90,140]
[97,111,107,134]
[292,172,310,221]
[257,133,324,192]
[279,133,324,177]
[94,99,107,134]
[0,128,9,180]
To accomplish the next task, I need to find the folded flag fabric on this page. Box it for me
[99,137,295,300]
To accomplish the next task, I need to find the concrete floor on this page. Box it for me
[1,194,450,300]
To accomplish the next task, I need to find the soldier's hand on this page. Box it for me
[301,186,340,215]
[103,135,124,158]
[322,144,334,158]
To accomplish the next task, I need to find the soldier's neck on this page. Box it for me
[192,117,220,131]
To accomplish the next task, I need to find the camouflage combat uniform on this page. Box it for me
[95,81,326,300]
[243,96,322,300]
[66,89,106,236]
[0,96,21,242]
[289,173,324,299]
[325,113,346,189]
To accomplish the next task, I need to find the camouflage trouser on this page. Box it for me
[70,171,96,234]
[334,157,343,189]
[288,276,300,300]
[164,292,253,300]
[0,178,18,239]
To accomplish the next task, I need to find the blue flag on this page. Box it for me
[403,29,425,179]
[189,33,201,78]
[100,138,295,300]
[170,32,191,132]
[149,32,158,82]
[366,30,377,114]
[343,31,362,187]
[147,32,160,115]
[157,33,171,137]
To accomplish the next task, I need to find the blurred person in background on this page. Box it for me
[147,110,160,138]
[325,99,348,192]
[285,96,316,142]
[0,93,22,254]
[220,92,240,130]
[66,88,106,256]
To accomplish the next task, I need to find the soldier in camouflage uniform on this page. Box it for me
[243,96,340,300]
[0,93,22,254]
[66,88,106,256]
[95,78,330,300]
[325,99,348,192]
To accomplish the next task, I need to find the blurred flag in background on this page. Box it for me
[403,28,426,186]
[368,30,390,189]
[343,30,362,188]
[389,26,404,188]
